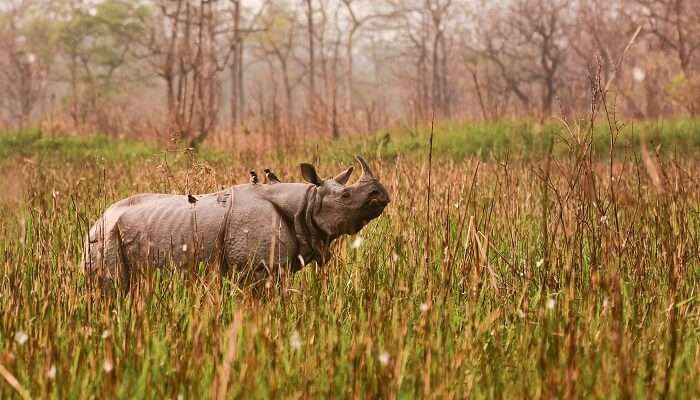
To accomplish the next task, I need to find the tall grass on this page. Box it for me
[1,121,700,398]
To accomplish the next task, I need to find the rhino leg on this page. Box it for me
[83,216,131,289]
[225,212,300,286]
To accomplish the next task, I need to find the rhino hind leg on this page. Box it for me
[113,224,132,288]
[83,219,131,290]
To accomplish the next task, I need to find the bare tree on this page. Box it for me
[634,0,700,74]
[46,0,150,131]
[0,0,51,128]
[228,0,268,129]
[304,0,316,111]
[252,1,305,126]
[427,0,453,116]
[632,0,700,114]
[339,0,387,113]
[382,0,457,121]
[4,0,700,135]
[568,0,637,114]
[230,0,244,128]
[474,0,572,116]
[142,0,233,146]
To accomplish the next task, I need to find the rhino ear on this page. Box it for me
[300,163,323,186]
[333,166,354,185]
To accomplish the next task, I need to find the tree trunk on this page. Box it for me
[305,0,315,111]
[237,34,244,123]
[230,0,241,129]
[431,31,442,114]
[345,27,358,114]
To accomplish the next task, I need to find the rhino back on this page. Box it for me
[84,186,301,276]
[84,191,229,273]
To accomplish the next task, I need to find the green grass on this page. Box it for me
[4,119,700,166]
[320,119,700,162]
[0,129,227,165]
[2,122,700,398]
[0,129,156,162]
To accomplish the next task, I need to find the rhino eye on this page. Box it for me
[369,189,381,197]
[341,191,351,199]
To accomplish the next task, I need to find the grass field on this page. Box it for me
[2,120,700,398]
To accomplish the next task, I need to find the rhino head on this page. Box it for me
[301,155,390,238]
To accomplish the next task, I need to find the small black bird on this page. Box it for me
[187,194,197,204]
[264,168,280,184]
[249,170,259,184]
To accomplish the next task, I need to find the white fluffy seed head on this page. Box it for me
[47,365,57,380]
[290,331,302,351]
[378,351,390,366]
[14,331,28,345]
[351,236,364,249]
[546,298,556,310]
[632,67,645,82]
[103,359,113,373]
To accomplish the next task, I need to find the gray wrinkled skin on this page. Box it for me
[82,155,390,286]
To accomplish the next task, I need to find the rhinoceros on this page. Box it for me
[82,155,390,286]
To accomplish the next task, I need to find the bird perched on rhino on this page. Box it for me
[249,170,259,184]
[264,168,280,184]
[82,155,390,288]
[187,194,197,204]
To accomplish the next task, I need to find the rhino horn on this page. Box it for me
[356,155,375,181]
